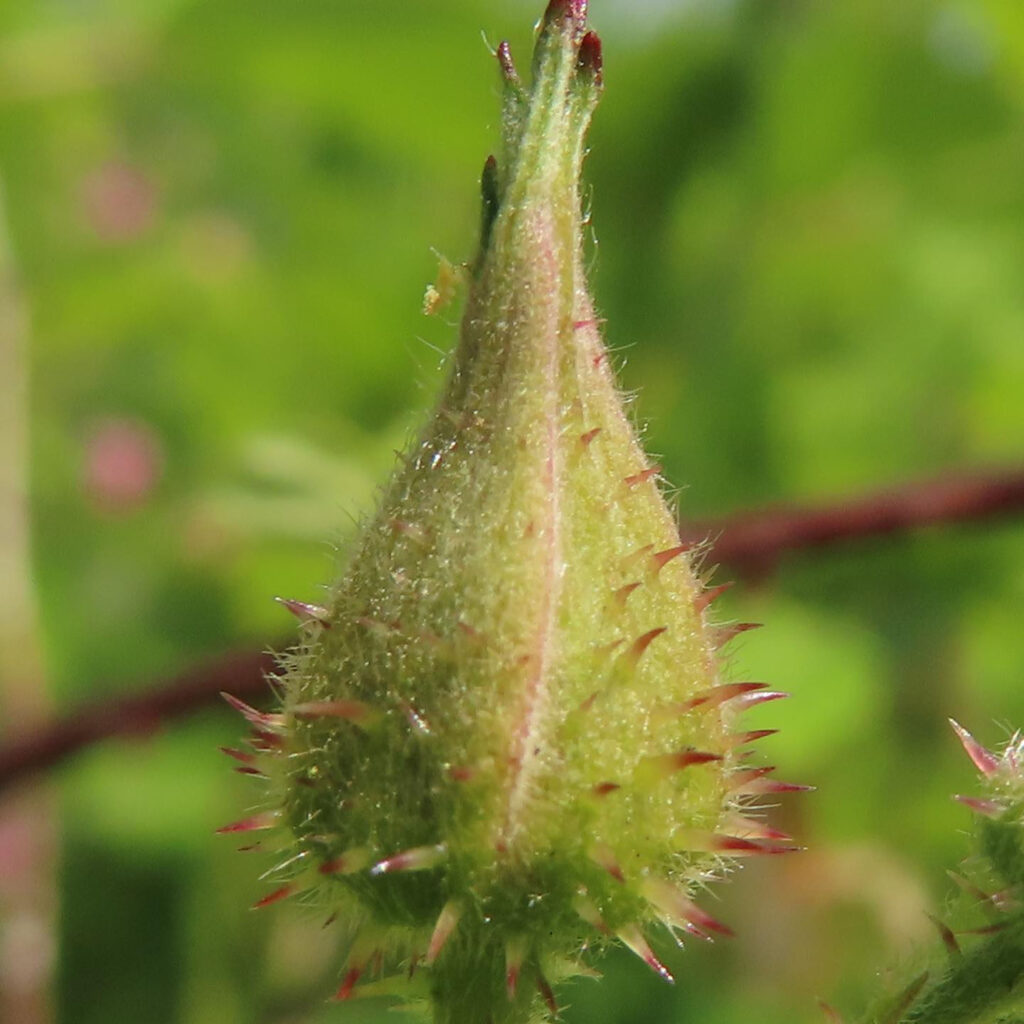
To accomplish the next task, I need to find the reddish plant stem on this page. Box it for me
[0,649,277,793]
[0,466,1021,794]
[684,466,1024,579]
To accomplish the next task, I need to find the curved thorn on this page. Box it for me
[952,794,1006,818]
[251,884,294,909]
[677,830,802,855]
[370,843,447,876]
[334,966,362,1001]
[573,891,610,934]
[728,765,776,788]
[319,847,372,876]
[641,877,734,938]
[949,719,1001,777]
[737,777,814,796]
[216,812,278,835]
[291,700,378,726]
[926,913,961,957]
[638,749,722,784]
[712,622,762,649]
[274,596,330,626]
[624,465,661,488]
[589,842,625,883]
[249,729,284,751]
[722,813,793,842]
[732,689,789,710]
[505,935,529,1000]
[220,692,285,731]
[880,972,928,1024]
[220,746,255,765]
[694,582,734,615]
[726,728,779,748]
[677,682,767,713]
[537,973,558,1016]
[612,581,642,607]
[711,835,804,856]
[651,543,693,573]
[426,901,462,965]
[623,626,667,665]
[617,923,674,983]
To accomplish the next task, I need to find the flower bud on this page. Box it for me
[223,7,796,1021]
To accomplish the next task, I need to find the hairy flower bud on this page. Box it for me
[223,5,798,1021]
[844,723,1024,1024]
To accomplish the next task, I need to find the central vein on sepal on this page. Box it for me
[457,9,602,854]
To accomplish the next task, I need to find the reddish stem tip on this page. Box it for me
[578,31,603,82]
[543,0,588,32]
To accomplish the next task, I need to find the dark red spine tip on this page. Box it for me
[578,31,603,83]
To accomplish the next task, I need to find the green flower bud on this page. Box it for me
[222,4,799,1021]
[844,723,1024,1024]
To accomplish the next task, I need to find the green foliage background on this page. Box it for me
[1,0,1023,1021]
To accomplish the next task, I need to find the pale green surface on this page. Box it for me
[0,0,1023,1021]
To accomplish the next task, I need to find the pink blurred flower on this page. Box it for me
[82,418,164,514]
[81,162,156,242]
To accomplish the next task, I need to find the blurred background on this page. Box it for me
[1,0,1023,1021]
